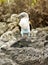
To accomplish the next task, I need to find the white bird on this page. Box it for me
[18,12,30,37]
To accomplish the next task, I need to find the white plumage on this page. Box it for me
[18,12,30,36]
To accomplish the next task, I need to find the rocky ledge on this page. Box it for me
[0,27,48,65]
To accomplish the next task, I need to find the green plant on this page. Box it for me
[31,0,37,7]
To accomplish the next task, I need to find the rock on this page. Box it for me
[12,26,20,34]
[0,40,17,50]
[7,14,19,31]
[31,29,38,37]
[7,14,19,23]
[44,41,48,47]
[8,22,18,30]
[0,53,18,65]
[0,31,16,42]
[0,40,5,47]
[10,14,18,21]
[0,31,17,49]
[0,47,46,65]
[0,27,48,65]
[0,22,8,35]
[45,35,48,40]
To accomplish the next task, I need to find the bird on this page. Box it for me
[18,12,30,37]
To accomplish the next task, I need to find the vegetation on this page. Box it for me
[0,0,48,28]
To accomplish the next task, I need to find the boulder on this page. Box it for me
[0,31,16,42]
[0,27,48,65]
[8,22,18,30]
[0,22,8,35]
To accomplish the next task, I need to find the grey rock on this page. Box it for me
[0,22,8,35]
[0,27,48,65]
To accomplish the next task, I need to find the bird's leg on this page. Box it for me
[28,33,30,37]
[21,31,24,37]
